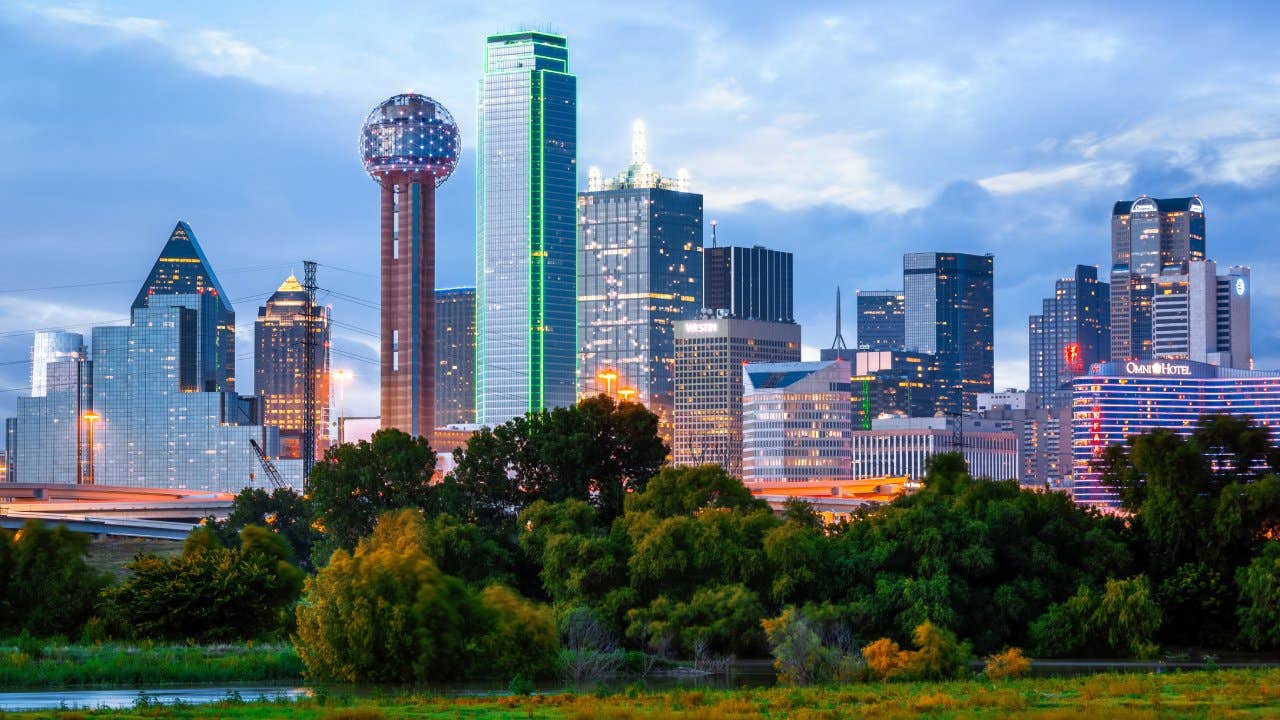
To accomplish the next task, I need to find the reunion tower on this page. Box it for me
[359,94,460,438]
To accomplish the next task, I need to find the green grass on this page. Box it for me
[0,642,303,689]
[85,538,184,579]
[3,667,1278,718]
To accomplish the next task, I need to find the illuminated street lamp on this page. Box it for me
[617,387,638,403]
[82,410,100,486]
[333,369,351,444]
[596,369,619,396]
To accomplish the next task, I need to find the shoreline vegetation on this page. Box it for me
[0,642,303,690]
[1,668,1279,718]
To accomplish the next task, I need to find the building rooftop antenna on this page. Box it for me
[830,286,848,350]
[710,219,718,248]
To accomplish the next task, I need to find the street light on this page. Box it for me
[332,369,351,445]
[596,369,618,396]
[617,387,638,402]
[82,411,100,486]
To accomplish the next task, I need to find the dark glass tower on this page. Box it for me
[1110,196,1205,361]
[132,221,235,392]
[477,31,578,425]
[254,275,331,460]
[359,94,461,439]
[904,252,994,413]
[578,121,703,433]
[434,287,476,427]
[1028,265,1110,408]
[703,245,793,323]
[856,290,905,350]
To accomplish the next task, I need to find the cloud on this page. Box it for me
[688,79,750,111]
[978,161,1133,195]
[690,114,921,214]
[33,5,305,85]
[0,296,126,335]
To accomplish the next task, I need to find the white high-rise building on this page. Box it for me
[31,331,85,398]
[742,359,852,483]
[1152,260,1250,369]
[851,416,1018,482]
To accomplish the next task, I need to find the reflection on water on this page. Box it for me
[0,685,310,711]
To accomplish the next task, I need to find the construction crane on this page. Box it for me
[249,438,287,490]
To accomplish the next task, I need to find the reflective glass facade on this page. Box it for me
[1028,265,1110,408]
[92,294,299,491]
[255,276,330,460]
[703,245,793,323]
[131,221,236,393]
[12,356,91,483]
[1110,196,1205,361]
[848,350,950,429]
[435,287,476,426]
[855,290,905,351]
[477,32,578,425]
[903,252,994,413]
[1072,360,1280,507]
[578,183,702,433]
[31,331,85,398]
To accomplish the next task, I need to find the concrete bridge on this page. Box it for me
[0,483,235,539]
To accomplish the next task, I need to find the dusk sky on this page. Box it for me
[2,0,1278,417]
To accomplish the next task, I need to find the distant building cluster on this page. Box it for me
[2,27,1271,516]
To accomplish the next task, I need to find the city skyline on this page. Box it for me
[2,2,1280,419]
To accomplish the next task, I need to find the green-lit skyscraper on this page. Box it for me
[476,31,578,425]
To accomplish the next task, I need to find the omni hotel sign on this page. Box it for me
[1124,360,1193,376]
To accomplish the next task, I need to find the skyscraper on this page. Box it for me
[578,121,703,430]
[903,252,994,413]
[848,350,949,428]
[703,245,794,323]
[1028,265,1110,408]
[12,353,91,484]
[435,287,477,427]
[31,332,85,398]
[359,93,461,439]
[1109,196,1205,361]
[742,359,852,483]
[132,221,236,392]
[255,275,331,460]
[855,290,905,351]
[673,317,801,478]
[477,31,578,425]
[1152,260,1250,368]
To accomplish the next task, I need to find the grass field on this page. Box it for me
[0,643,302,689]
[6,668,1280,718]
[85,537,184,579]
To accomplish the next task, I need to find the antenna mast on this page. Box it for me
[830,286,848,350]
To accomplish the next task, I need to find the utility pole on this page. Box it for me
[302,260,318,488]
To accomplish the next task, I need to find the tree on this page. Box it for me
[106,526,305,642]
[904,620,970,680]
[625,465,764,518]
[0,521,108,638]
[984,647,1030,680]
[1236,541,1280,650]
[626,583,766,658]
[211,487,319,569]
[761,606,841,685]
[447,395,666,527]
[1029,576,1161,659]
[308,429,437,555]
[475,584,559,680]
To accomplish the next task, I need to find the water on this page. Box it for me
[0,685,311,711]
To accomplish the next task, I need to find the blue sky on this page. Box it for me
[1,0,1279,417]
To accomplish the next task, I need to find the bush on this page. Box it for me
[1029,576,1161,659]
[904,620,970,680]
[0,521,109,638]
[984,647,1031,680]
[104,526,304,642]
[862,637,909,680]
[761,607,849,685]
[294,510,476,683]
[1236,542,1280,650]
[476,584,559,680]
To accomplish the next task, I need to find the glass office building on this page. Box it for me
[132,221,236,392]
[93,293,299,491]
[254,275,331,460]
[742,359,853,483]
[703,245,794,323]
[1028,265,1110,409]
[435,287,477,426]
[476,31,578,425]
[12,355,92,484]
[856,290,905,351]
[1110,196,1205,362]
[31,331,85,398]
[904,252,994,413]
[1071,359,1280,507]
[578,121,702,433]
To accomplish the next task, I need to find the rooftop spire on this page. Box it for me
[632,119,647,166]
[830,286,848,350]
